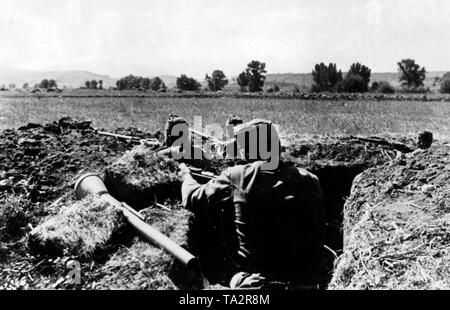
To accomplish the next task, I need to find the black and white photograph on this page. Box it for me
[0,0,449,296]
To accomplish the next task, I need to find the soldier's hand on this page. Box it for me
[230,272,266,289]
[178,163,191,179]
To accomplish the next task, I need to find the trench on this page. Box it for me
[103,160,376,289]
[309,162,369,254]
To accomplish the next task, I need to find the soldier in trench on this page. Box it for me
[175,119,326,289]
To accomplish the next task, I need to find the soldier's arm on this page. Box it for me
[181,168,231,213]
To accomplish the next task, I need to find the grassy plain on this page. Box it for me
[1,96,450,138]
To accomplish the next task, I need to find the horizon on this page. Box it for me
[1,0,450,79]
[2,65,448,82]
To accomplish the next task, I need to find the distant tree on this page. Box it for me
[205,70,229,91]
[311,63,343,92]
[348,63,371,85]
[440,79,450,94]
[150,77,165,91]
[129,75,142,89]
[370,81,379,92]
[90,80,98,89]
[267,84,281,93]
[159,83,167,92]
[85,81,91,89]
[141,78,151,90]
[98,80,103,90]
[237,71,250,92]
[115,75,163,91]
[342,62,371,93]
[39,79,49,89]
[8,83,16,89]
[116,75,133,90]
[246,60,266,92]
[22,83,29,89]
[116,79,126,90]
[398,59,426,89]
[176,74,201,91]
[371,80,395,94]
[48,79,57,88]
[342,74,367,93]
[122,75,142,89]
[440,72,450,94]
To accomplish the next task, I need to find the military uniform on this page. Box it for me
[181,160,325,288]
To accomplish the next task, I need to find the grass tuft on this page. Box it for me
[28,195,124,258]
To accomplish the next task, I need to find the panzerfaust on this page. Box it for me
[74,173,208,289]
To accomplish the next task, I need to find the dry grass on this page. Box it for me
[330,144,450,289]
[1,97,450,138]
[28,195,123,258]
[92,241,178,290]
[0,195,31,242]
[104,145,180,209]
[92,205,193,290]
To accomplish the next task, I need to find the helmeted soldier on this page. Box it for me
[225,115,244,140]
[179,119,326,289]
[162,114,208,169]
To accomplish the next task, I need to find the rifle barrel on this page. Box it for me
[189,129,225,145]
[97,131,159,144]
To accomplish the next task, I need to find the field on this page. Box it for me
[1,94,449,290]
[1,96,450,138]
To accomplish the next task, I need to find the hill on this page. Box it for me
[1,66,447,91]
[0,67,117,89]
[157,75,178,88]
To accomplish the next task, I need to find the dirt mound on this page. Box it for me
[330,142,450,289]
[0,118,158,289]
[104,145,180,209]
[0,117,143,204]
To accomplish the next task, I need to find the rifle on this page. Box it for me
[349,135,414,153]
[100,129,218,179]
[189,128,226,146]
[98,129,225,150]
[97,130,161,147]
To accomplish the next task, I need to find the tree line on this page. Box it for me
[6,58,450,94]
[85,80,103,90]
[115,75,167,91]
[170,58,437,94]
[310,59,429,94]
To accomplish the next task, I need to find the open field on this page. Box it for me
[1,96,450,138]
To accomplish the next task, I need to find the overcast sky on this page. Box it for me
[0,0,449,78]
